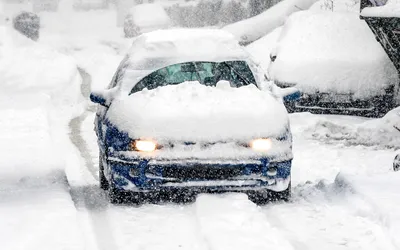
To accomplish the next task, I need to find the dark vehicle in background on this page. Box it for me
[13,11,40,41]
[360,0,400,169]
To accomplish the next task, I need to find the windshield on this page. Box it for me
[129,60,257,94]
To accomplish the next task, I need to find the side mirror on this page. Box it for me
[90,91,109,107]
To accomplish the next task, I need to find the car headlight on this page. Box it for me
[250,138,272,152]
[131,140,157,152]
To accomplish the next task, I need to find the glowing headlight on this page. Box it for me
[250,138,272,152]
[132,140,157,152]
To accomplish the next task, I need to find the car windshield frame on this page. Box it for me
[129,60,257,95]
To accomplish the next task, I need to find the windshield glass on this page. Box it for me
[129,60,256,94]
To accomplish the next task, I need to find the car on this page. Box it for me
[268,11,399,117]
[90,29,300,204]
[12,11,40,41]
[123,3,171,38]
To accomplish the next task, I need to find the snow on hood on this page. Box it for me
[269,11,399,99]
[362,0,400,18]
[107,81,289,142]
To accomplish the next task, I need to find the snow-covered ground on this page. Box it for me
[2,1,400,249]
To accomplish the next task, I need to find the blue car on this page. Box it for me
[90,29,299,204]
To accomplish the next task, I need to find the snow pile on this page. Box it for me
[223,0,318,44]
[298,107,400,148]
[0,27,83,182]
[362,0,400,18]
[336,172,400,248]
[269,11,399,99]
[245,27,282,73]
[128,3,171,30]
[107,81,289,141]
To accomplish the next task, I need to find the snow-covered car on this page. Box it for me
[123,3,171,38]
[268,11,399,117]
[90,29,300,204]
[13,11,40,41]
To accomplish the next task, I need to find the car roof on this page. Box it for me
[119,28,252,92]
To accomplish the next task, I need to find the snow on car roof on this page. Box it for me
[120,29,251,92]
[268,11,399,99]
[361,0,400,18]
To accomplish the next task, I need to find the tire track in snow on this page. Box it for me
[194,193,295,250]
[67,68,118,250]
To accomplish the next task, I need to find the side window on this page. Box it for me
[107,56,130,89]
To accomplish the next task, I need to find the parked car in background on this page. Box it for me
[268,11,399,117]
[124,3,171,38]
[13,11,40,41]
[90,29,300,204]
[73,0,108,10]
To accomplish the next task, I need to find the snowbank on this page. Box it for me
[223,0,318,44]
[295,107,400,148]
[336,172,400,248]
[0,27,83,181]
[362,0,400,18]
[107,81,289,141]
[0,26,86,250]
[269,11,399,99]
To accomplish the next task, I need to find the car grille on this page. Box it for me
[147,165,259,180]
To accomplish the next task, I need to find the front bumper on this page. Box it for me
[106,156,292,193]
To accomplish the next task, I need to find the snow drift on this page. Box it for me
[296,107,400,149]
[223,0,318,44]
[268,11,399,99]
[362,0,400,18]
[0,26,82,181]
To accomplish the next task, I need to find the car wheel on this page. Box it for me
[393,154,400,172]
[99,154,109,190]
[248,182,291,205]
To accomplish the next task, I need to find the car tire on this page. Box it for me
[99,154,109,190]
[248,182,291,205]
[109,183,143,204]
[393,154,400,172]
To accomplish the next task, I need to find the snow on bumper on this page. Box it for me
[106,156,292,193]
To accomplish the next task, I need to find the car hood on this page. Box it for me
[106,81,289,142]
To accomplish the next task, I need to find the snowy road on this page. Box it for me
[65,67,399,250]
[1,5,400,250]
